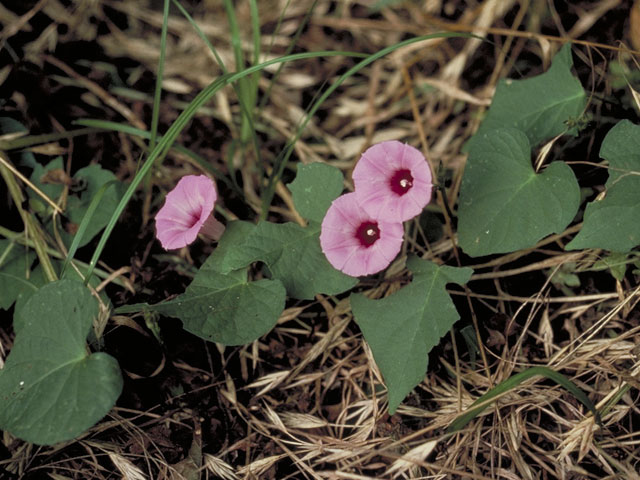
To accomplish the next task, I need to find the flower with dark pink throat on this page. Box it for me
[352,140,433,223]
[320,192,404,277]
[155,175,225,250]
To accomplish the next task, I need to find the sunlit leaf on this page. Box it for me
[351,256,472,413]
[458,128,580,257]
[469,43,586,148]
[288,162,344,223]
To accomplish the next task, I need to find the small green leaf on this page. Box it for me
[351,257,472,413]
[458,128,580,257]
[589,251,630,281]
[223,221,358,300]
[0,280,122,445]
[469,43,586,148]
[29,157,65,206]
[0,240,35,310]
[288,163,344,222]
[29,162,124,247]
[566,120,640,252]
[65,165,124,247]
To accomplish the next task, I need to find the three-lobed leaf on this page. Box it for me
[458,128,580,257]
[147,262,286,346]
[351,256,472,413]
[0,280,122,445]
[566,120,640,252]
[468,43,586,149]
[117,222,287,346]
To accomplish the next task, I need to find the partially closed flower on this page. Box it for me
[320,192,404,277]
[155,175,224,250]
[352,141,433,223]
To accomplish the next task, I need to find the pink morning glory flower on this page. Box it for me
[320,192,404,277]
[352,140,433,223]
[155,175,225,250]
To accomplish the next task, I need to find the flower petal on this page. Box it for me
[155,175,217,250]
[353,141,433,222]
[320,193,403,277]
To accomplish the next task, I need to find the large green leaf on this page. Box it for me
[469,43,586,148]
[0,240,36,310]
[288,163,344,223]
[0,280,122,445]
[458,128,580,257]
[351,256,472,413]
[223,221,358,300]
[566,120,640,252]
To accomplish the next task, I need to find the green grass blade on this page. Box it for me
[149,0,170,151]
[171,0,260,188]
[446,366,601,433]
[60,179,118,280]
[72,118,242,195]
[82,49,386,283]
[258,0,317,111]
[0,127,100,151]
[249,0,261,66]
[260,31,467,218]
[170,0,227,73]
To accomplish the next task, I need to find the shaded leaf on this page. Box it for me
[566,120,640,252]
[64,165,124,247]
[0,280,122,445]
[148,268,285,346]
[0,240,36,311]
[29,162,124,247]
[351,256,472,413]
[458,128,580,257]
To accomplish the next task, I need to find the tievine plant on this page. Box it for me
[0,30,636,447]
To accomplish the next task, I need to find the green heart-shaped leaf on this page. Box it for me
[352,257,472,414]
[566,120,640,252]
[469,43,586,148]
[0,280,122,445]
[458,128,580,257]
[288,163,344,223]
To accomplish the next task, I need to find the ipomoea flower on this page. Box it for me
[155,175,224,250]
[352,141,433,222]
[320,192,404,277]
